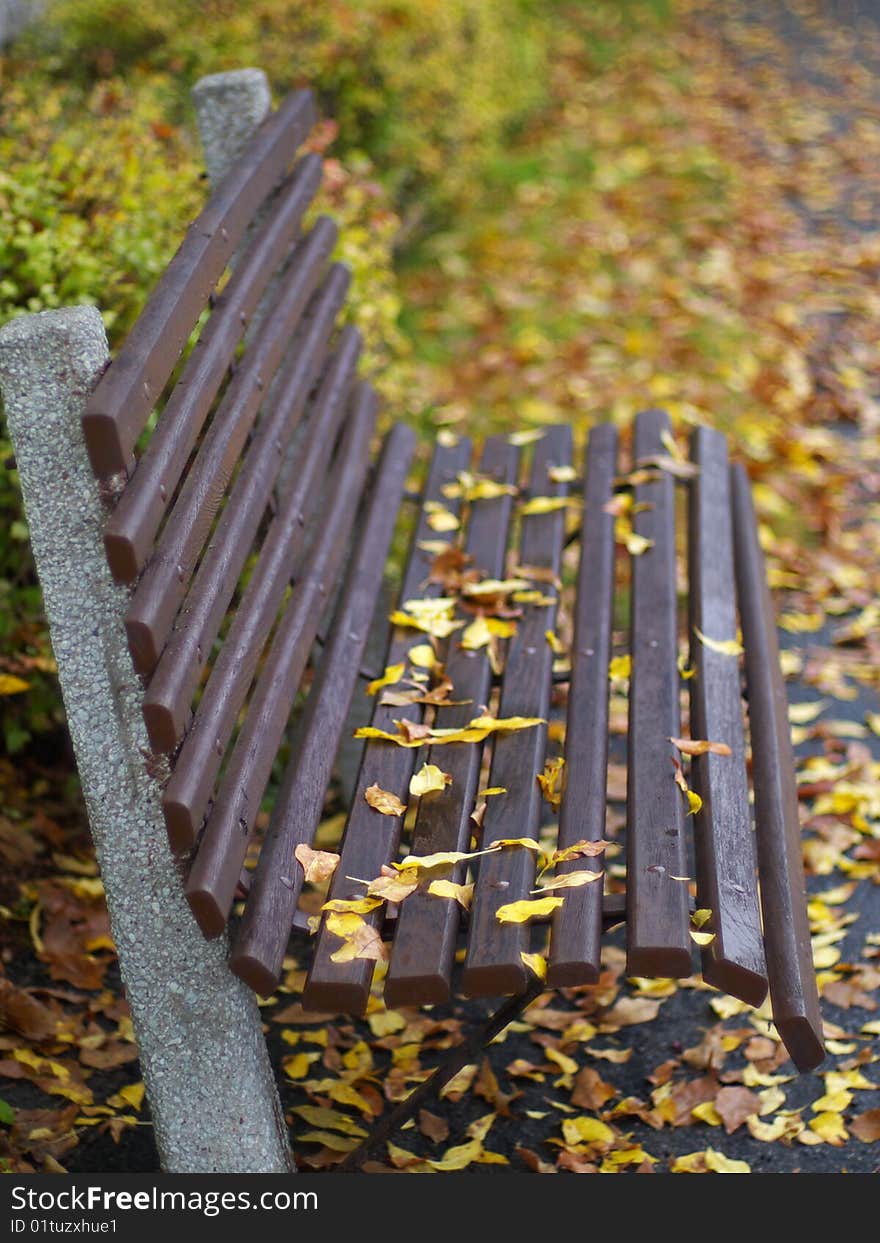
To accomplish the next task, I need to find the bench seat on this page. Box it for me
[80,87,823,1076]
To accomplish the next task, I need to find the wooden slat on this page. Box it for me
[184,384,380,935]
[731,464,824,1072]
[461,425,572,999]
[160,349,364,852]
[384,436,520,1008]
[688,428,767,1007]
[83,90,317,477]
[625,408,692,979]
[125,244,344,676]
[301,437,473,1015]
[547,423,617,988]
[142,326,361,754]
[103,155,323,583]
[230,423,417,995]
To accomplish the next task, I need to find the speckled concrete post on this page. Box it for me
[0,308,293,1174]
[192,68,272,187]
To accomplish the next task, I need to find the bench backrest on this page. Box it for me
[82,89,415,930]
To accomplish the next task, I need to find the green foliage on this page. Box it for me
[0,0,561,750]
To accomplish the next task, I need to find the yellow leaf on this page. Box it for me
[323,898,382,917]
[509,429,546,446]
[396,848,490,872]
[408,643,437,669]
[366,871,419,903]
[410,763,453,798]
[424,502,460,533]
[0,675,29,695]
[478,786,507,797]
[295,844,340,885]
[520,952,548,981]
[866,712,880,737]
[550,839,608,864]
[462,577,531,600]
[513,590,557,606]
[608,654,631,680]
[283,1051,322,1080]
[686,789,702,816]
[496,896,564,924]
[692,908,713,928]
[690,930,716,946]
[779,611,824,634]
[520,496,576,516]
[545,629,566,655]
[548,464,577,483]
[460,616,516,649]
[704,1149,751,1173]
[364,784,407,816]
[562,1116,614,1145]
[427,879,474,909]
[789,700,826,724]
[808,1112,849,1145]
[537,869,603,892]
[670,736,732,757]
[366,663,406,696]
[678,653,696,679]
[488,837,542,853]
[693,627,743,656]
[329,921,388,964]
[536,755,565,809]
[468,713,545,735]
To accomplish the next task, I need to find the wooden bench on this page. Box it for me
[2,75,824,1171]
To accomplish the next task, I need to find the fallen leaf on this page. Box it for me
[409,763,453,797]
[669,737,732,757]
[427,879,474,909]
[496,896,564,924]
[366,663,406,696]
[294,845,340,885]
[364,784,407,816]
[693,627,744,657]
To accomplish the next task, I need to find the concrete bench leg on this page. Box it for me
[0,307,293,1174]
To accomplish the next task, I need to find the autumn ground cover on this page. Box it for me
[1,0,879,1173]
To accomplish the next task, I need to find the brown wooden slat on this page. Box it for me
[688,428,767,1007]
[230,423,418,995]
[160,347,364,852]
[461,425,572,999]
[301,436,473,1015]
[383,436,520,1008]
[184,385,379,936]
[125,244,344,676]
[730,464,824,1072]
[83,90,317,477]
[142,326,361,754]
[547,423,617,988]
[626,408,692,979]
[103,155,323,583]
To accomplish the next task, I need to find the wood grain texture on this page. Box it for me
[383,436,520,1007]
[103,155,322,583]
[83,90,316,477]
[547,423,617,988]
[124,243,343,676]
[184,385,378,935]
[230,423,417,995]
[731,464,824,1071]
[461,425,572,999]
[626,408,692,979]
[142,326,360,754]
[302,437,473,1015]
[688,428,767,1007]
